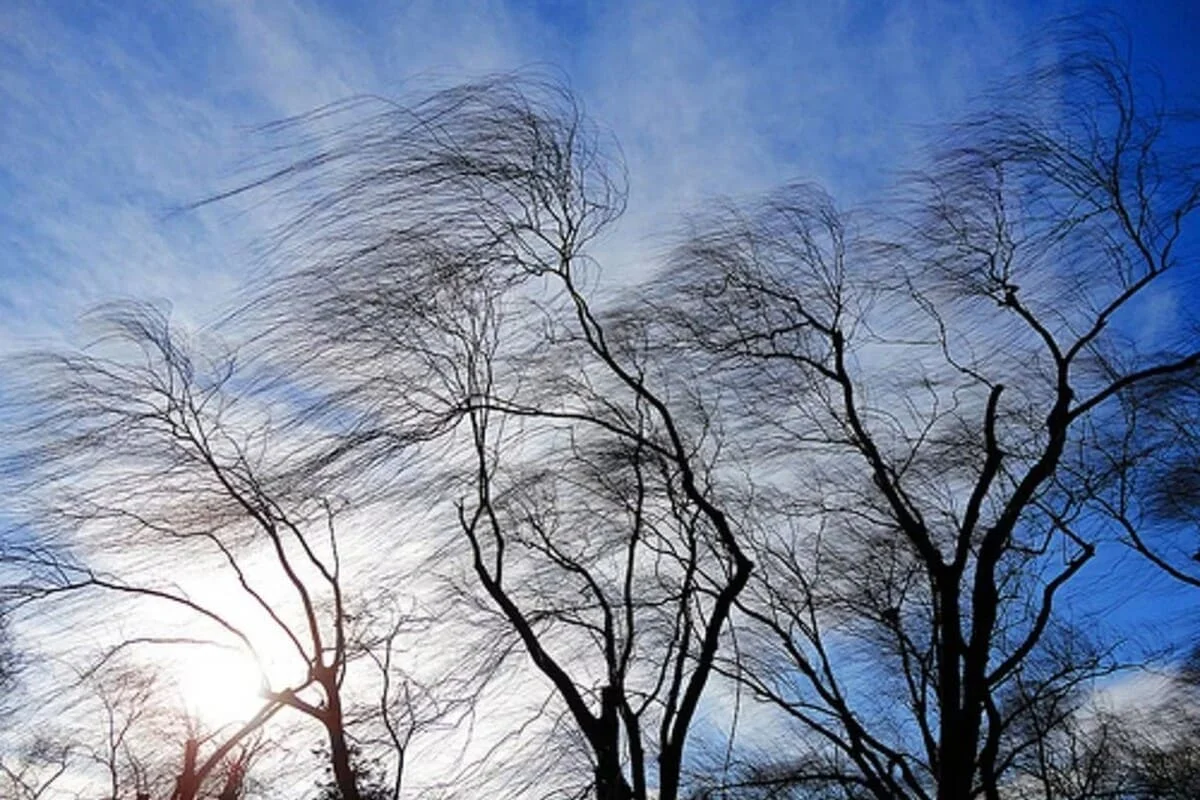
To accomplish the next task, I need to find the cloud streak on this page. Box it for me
[0,0,1062,344]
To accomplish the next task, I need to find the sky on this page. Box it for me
[2,0,1194,350]
[2,0,1199,794]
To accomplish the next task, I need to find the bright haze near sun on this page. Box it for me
[173,646,265,727]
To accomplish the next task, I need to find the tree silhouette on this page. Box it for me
[231,25,1197,799]
[649,26,1200,800]
[2,305,450,800]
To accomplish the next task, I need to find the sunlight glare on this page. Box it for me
[175,647,266,727]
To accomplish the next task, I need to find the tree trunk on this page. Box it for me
[322,678,363,800]
[595,742,634,800]
[935,582,975,800]
[594,687,635,800]
[217,760,245,800]
[171,738,200,800]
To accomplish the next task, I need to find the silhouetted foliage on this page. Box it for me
[312,743,395,800]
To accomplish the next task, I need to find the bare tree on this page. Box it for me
[78,664,162,800]
[226,77,754,800]
[2,305,442,800]
[0,738,73,800]
[193,22,1200,800]
[647,24,1200,800]
[0,614,18,720]
[1103,383,1200,589]
[999,644,1200,800]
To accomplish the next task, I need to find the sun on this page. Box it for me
[174,646,267,727]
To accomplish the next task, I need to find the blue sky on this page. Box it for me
[3,0,1194,346]
[0,0,1194,628]
[0,0,1196,669]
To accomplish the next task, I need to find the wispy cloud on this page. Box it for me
[0,0,1053,344]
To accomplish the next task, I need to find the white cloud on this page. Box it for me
[0,0,1048,345]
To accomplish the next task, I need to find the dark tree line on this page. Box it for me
[2,19,1200,800]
